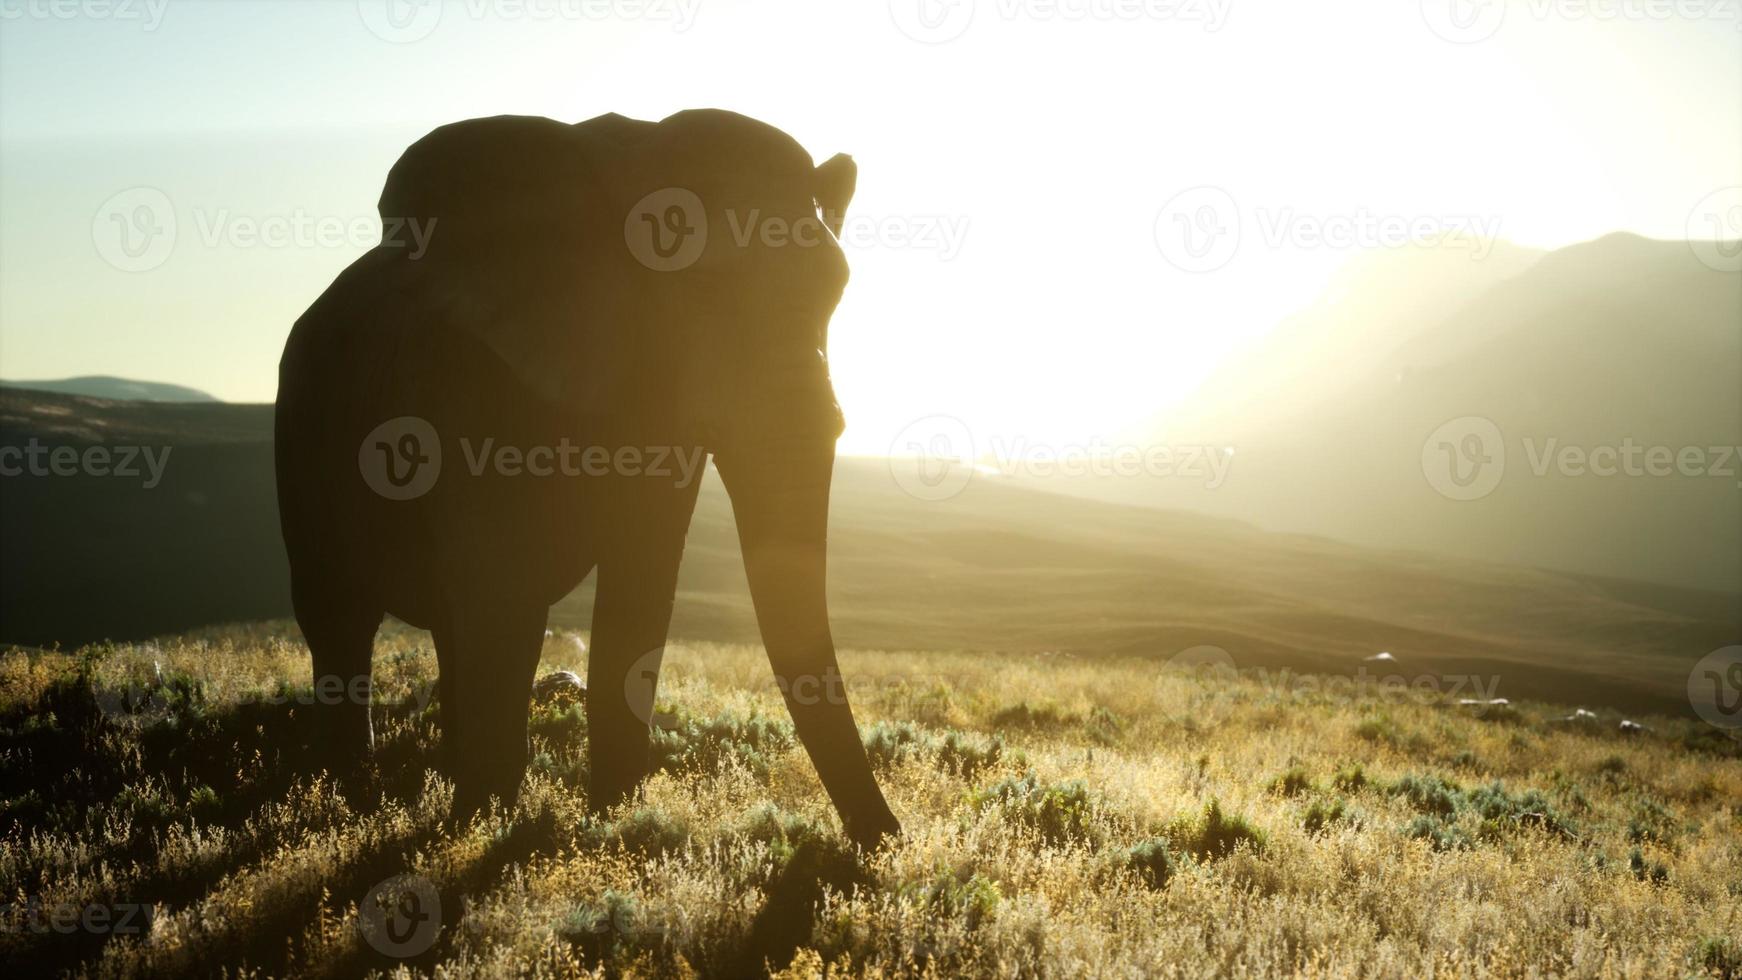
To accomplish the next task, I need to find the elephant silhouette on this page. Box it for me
[274,110,900,849]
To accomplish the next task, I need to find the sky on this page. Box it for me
[1,0,1738,454]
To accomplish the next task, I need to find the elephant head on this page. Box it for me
[375,109,898,845]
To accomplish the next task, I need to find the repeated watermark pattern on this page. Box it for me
[1,899,154,936]
[1689,645,1742,735]
[1420,0,1742,44]
[357,0,701,43]
[889,0,1231,44]
[357,874,442,958]
[1157,644,1506,730]
[1687,186,1742,272]
[1422,416,1742,501]
[624,187,968,272]
[358,417,708,501]
[92,187,437,273]
[0,0,169,28]
[887,414,1233,501]
[1153,187,1504,273]
[0,440,171,489]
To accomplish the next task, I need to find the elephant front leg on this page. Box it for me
[293,584,383,775]
[585,477,702,814]
[437,599,549,821]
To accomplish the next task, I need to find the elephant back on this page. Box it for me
[377,114,628,260]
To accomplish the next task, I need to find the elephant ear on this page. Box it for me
[376,114,649,417]
[814,153,857,237]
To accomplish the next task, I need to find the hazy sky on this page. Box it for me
[2,0,1737,453]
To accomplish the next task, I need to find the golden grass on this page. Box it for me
[2,624,1739,977]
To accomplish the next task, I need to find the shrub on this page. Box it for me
[557,890,658,963]
[1085,706,1124,745]
[1696,936,1742,980]
[1331,764,1369,793]
[650,710,793,779]
[1173,799,1266,861]
[864,720,931,770]
[900,867,1002,929]
[973,772,1098,846]
[1405,814,1471,851]
[1302,797,1352,834]
[1629,847,1669,885]
[864,721,1004,779]
[1388,774,1463,817]
[1124,838,1182,889]
[990,701,1074,731]
[1466,782,1575,840]
[1627,798,1678,847]
[1267,766,1313,798]
[936,730,1004,778]
[591,806,691,857]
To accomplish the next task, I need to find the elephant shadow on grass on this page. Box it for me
[0,650,865,976]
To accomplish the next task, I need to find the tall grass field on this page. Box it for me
[3,624,1739,977]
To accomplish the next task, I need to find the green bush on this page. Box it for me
[1267,766,1314,798]
[1404,814,1471,851]
[1302,797,1353,834]
[973,772,1099,846]
[1173,799,1266,861]
[650,710,793,779]
[1125,838,1182,888]
[1388,774,1462,816]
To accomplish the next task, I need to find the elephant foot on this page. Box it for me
[842,804,902,853]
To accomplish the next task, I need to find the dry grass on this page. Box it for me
[2,623,1740,977]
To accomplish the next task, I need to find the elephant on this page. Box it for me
[274,109,901,849]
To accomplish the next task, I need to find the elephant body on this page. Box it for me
[275,110,898,846]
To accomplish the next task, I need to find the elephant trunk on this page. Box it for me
[715,436,900,849]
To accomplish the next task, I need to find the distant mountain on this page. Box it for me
[1,387,1734,718]
[0,376,219,402]
[1035,234,1741,594]
[1163,240,1545,437]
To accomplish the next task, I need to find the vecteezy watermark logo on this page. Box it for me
[359,0,701,40]
[727,209,971,260]
[191,210,438,258]
[1424,0,1742,43]
[1425,421,1742,500]
[359,417,442,501]
[1687,187,1742,273]
[888,419,1235,501]
[0,440,172,489]
[0,0,170,29]
[1689,645,1742,735]
[1155,189,1503,272]
[890,0,1230,43]
[1420,0,1506,43]
[625,188,707,272]
[1153,186,1240,273]
[357,874,442,958]
[888,415,978,502]
[623,648,665,726]
[93,187,177,273]
[358,0,444,42]
[1422,416,1506,501]
[1,898,155,936]
[359,423,711,500]
[1156,645,1239,729]
[889,0,975,42]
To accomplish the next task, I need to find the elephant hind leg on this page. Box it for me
[435,600,548,822]
[293,582,384,773]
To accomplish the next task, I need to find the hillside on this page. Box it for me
[0,376,219,402]
[2,387,1734,718]
[1048,235,1741,594]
